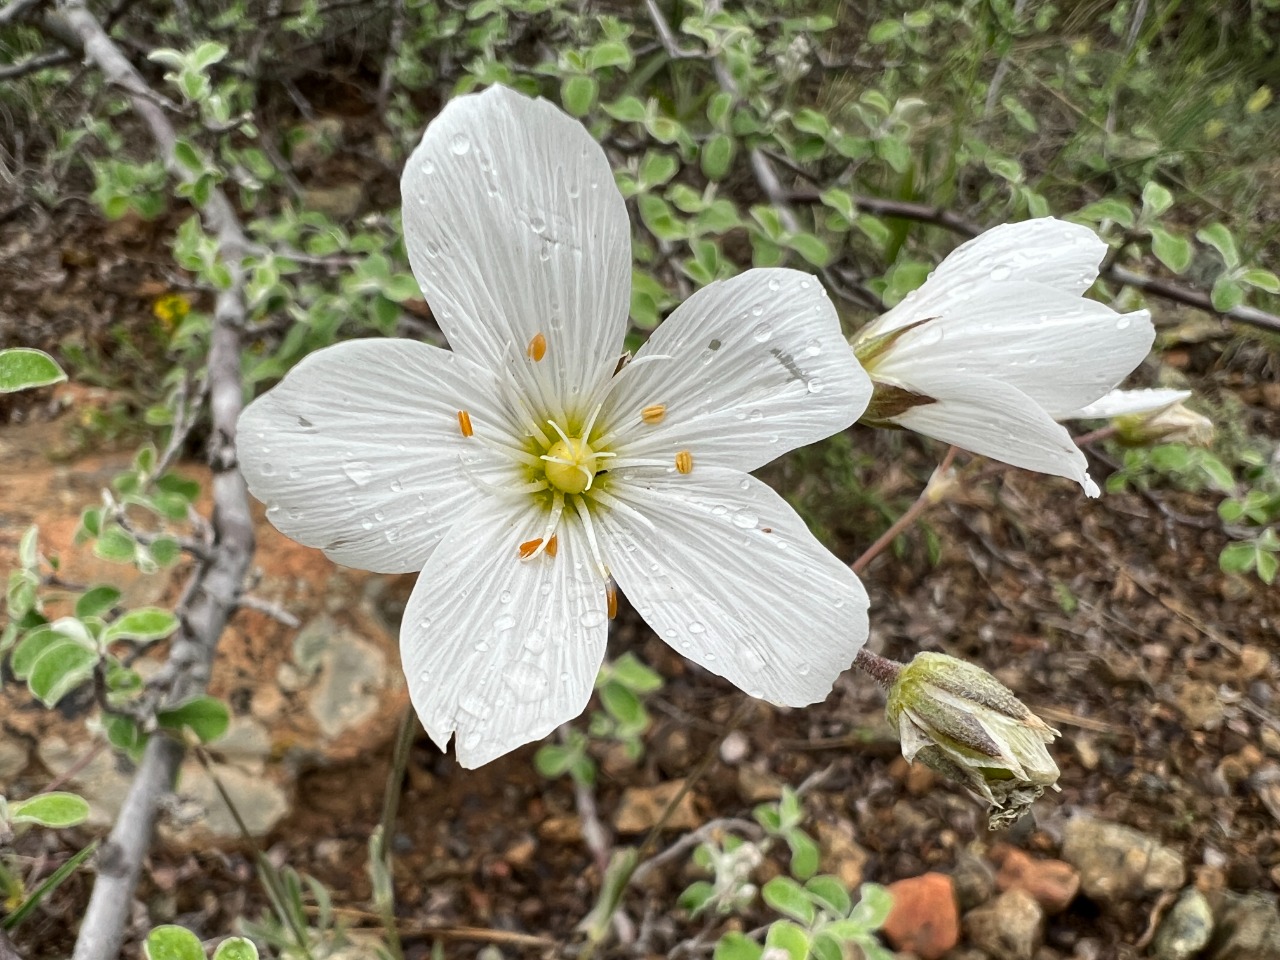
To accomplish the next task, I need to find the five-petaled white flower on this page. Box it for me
[236,85,873,768]
[852,218,1156,496]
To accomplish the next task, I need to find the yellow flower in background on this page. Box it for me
[152,293,191,328]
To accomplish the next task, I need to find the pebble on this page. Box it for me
[1209,891,1280,960]
[1175,680,1226,730]
[993,844,1081,914]
[964,888,1044,960]
[814,819,868,890]
[719,730,750,764]
[1061,817,1185,900]
[952,850,997,912]
[881,872,959,960]
[736,763,784,803]
[1152,888,1213,960]
[613,780,699,834]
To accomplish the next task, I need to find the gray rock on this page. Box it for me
[1153,888,1213,960]
[953,849,997,911]
[964,888,1044,960]
[1209,892,1280,960]
[1060,817,1185,901]
[0,736,31,788]
[165,760,290,841]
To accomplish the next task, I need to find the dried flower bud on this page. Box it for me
[885,652,1060,829]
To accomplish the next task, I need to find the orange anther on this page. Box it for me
[546,534,559,557]
[457,410,474,437]
[674,450,693,474]
[607,583,618,620]
[641,403,666,424]
[518,537,544,559]
[527,332,547,362]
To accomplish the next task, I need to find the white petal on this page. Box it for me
[237,338,519,573]
[890,372,1100,496]
[1063,388,1192,420]
[865,218,1107,339]
[875,282,1153,417]
[400,496,609,768]
[597,468,869,706]
[401,85,631,414]
[599,269,871,472]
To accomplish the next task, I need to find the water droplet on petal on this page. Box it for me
[260,463,276,476]
[450,133,471,155]
[580,609,607,628]
[989,265,1012,282]
[503,663,550,702]
[688,621,706,635]
[1116,316,1132,330]
[343,460,373,485]
[752,322,772,342]
[732,511,757,529]
[493,614,517,631]
[807,377,825,394]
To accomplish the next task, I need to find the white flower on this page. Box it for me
[1066,388,1212,446]
[853,218,1156,496]
[236,85,873,768]
[1064,388,1191,420]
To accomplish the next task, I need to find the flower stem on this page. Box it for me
[1074,424,1118,447]
[853,648,903,688]
[851,445,959,575]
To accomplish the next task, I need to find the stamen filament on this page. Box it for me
[571,495,609,580]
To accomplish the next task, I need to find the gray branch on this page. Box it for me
[49,3,256,958]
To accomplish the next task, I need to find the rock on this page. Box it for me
[992,844,1080,914]
[881,872,960,960]
[301,184,365,219]
[613,780,699,834]
[814,818,868,891]
[1175,680,1225,730]
[719,730,750,764]
[0,736,30,788]
[1209,892,1280,960]
[295,615,389,738]
[1061,817,1185,901]
[964,888,1044,960]
[952,850,997,912]
[736,763,783,803]
[1153,888,1213,960]
[537,815,582,843]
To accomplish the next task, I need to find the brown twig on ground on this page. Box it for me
[786,188,1280,335]
[46,3,256,958]
[851,445,960,574]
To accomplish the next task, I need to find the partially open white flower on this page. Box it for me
[853,219,1156,496]
[1064,388,1191,420]
[1065,388,1212,446]
[237,85,873,768]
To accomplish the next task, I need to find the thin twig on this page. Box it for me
[560,725,612,876]
[234,593,301,627]
[0,928,23,960]
[0,51,72,80]
[851,446,959,574]
[50,4,256,958]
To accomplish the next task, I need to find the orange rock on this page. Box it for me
[992,844,1080,914]
[882,872,960,960]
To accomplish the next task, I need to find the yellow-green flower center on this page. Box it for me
[543,437,599,494]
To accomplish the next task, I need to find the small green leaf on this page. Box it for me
[762,876,816,925]
[28,639,97,706]
[76,585,123,619]
[763,920,810,960]
[639,150,679,189]
[599,681,645,730]
[804,875,851,915]
[1150,226,1192,274]
[678,879,716,914]
[1211,276,1245,313]
[1076,198,1134,228]
[1240,268,1280,293]
[1257,549,1278,585]
[713,932,763,960]
[786,828,820,880]
[849,882,894,928]
[212,938,258,960]
[94,527,136,564]
[610,652,663,693]
[786,233,831,268]
[156,695,230,743]
[144,925,205,960]
[1197,223,1240,269]
[1141,181,1174,217]
[867,19,902,43]
[700,133,735,180]
[104,607,178,643]
[561,74,598,117]
[587,40,632,70]
[792,108,831,137]
[0,349,67,393]
[605,95,648,123]
[8,792,91,828]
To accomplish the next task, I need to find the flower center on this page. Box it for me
[543,436,599,494]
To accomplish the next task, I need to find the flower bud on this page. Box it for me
[885,652,1060,829]
[1113,403,1214,448]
